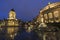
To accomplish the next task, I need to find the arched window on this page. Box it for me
[48,12,53,18]
[44,14,48,23]
[53,11,59,22]
[53,11,59,18]
[48,12,53,23]
[44,14,48,19]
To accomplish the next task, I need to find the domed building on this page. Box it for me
[7,9,19,26]
[0,9,22,40]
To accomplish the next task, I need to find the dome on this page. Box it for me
[8,9,16,19]
[11,9,15,12]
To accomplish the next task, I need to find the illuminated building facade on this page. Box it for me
[35,2,60,40]
[7,9,19,40]
[0,9,21,40]
[37,2,60,23]
[7,9,19,26]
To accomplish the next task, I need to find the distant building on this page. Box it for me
[0,9,22,26]
[0,9,22,40]
[7,9,19,26]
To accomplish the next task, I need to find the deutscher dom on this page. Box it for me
[0,2,60,40]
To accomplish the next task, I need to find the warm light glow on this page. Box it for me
[27,25,33,32]
[9,11,16,19]
[8,21,15,26]
[10,34,14,39]
[44,14,48,19]
[7,27,18,39]
[53,11,59,22]
[48,12,53,18]
[53,11,59,17]
[7,10,19,26]
[48,12,54,23]
[44,14,48,23]
[41,17,44,23]
[7,27,15,34]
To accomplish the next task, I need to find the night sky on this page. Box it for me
[0,0,60,21]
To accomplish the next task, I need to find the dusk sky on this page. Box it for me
[0,0,60,21]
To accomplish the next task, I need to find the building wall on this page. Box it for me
[37,2,60,23]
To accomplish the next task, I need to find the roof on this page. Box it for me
[11,9,15,11]
[40,2,60,13]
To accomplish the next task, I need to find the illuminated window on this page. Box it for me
[40,15,44,23]
[44,14,48,23]
[53,11,59,22]
[44,14,48,19]
[8,20,15,26]
[48,12,54,23]
[53,11,59,17]
[9,11,16,19]
[48,12,53,18]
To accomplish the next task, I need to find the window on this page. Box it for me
[44,14,48,19]
[53,11,59,22]
[48,12,53,23]
[48,12,53,18]
[53,11,59,17]
[44,14,48,23]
